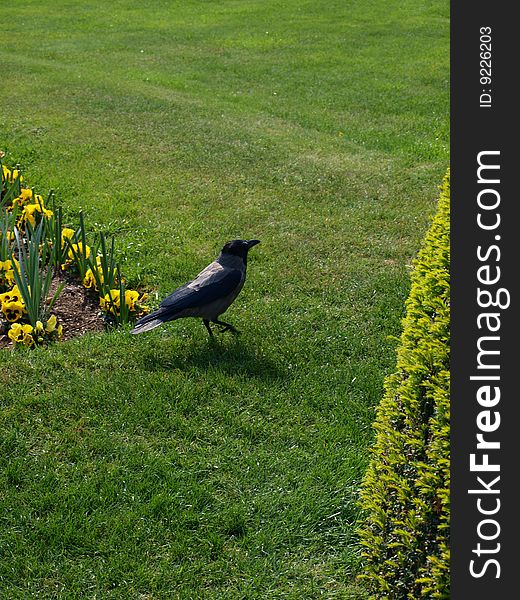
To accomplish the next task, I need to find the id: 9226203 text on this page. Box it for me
[480,26,492,108]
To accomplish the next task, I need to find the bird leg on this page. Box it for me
[212,319,240,334]
[203,319,214,337]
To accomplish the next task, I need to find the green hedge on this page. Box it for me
[358,170,450,599]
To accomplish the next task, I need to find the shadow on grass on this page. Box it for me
[140,335,285,382]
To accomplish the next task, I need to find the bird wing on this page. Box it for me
[159,262,243,312]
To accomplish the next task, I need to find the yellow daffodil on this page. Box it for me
[1,300,25,322]
[35,321,45,334]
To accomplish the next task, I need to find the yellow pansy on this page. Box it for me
[34,321,45,344]
[67,242,91,260]
[12,188,34,207]
[5,269,16,286]
[0,259,14,271]
[2,164,23,183]
[7,323,23,343]
[100,290,121,314]
[45,314,57,333]
[61,227,75,247]
[0,285,24,306]
[83,268,97,289]
[22,331,35,347]
[8,323,33,345]
[20,203,53,227]
[1,300,25,322]
[0,230,15,242]
[0,260,16,289]
[124,290,140,311]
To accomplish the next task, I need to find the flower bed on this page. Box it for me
[1,157,149,349]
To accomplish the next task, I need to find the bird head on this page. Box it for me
[221,239,260,260]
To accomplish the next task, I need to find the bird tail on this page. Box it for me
[130,307,176,334]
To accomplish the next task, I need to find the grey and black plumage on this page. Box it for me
[130,239,260,337]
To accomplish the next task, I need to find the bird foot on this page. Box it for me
[214,321,240,335]
[218,325,239,334]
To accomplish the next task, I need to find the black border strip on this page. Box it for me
[451,2,516,596]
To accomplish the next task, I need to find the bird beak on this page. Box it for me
[246,239,261,248]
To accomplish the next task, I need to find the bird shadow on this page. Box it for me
[140,335,285,382]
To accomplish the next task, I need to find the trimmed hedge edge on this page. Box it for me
[358,169,450,599]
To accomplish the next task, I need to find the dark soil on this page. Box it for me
[0,273,105,349]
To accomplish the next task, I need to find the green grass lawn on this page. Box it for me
[1,0,448,597]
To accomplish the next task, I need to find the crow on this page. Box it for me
[130,239,260,337]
